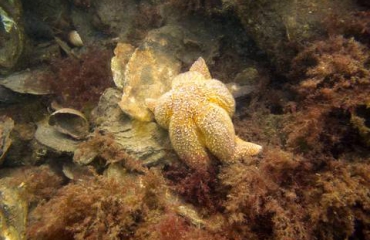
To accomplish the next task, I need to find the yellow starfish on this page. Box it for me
[147,58,262,171]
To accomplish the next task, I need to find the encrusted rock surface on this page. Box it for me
[114,26,183,121]
[75,88,173,166]
[229,0,360,72]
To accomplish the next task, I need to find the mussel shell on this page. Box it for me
[0,68,54,95]
[48,108,89,140]
[35,120,79,153]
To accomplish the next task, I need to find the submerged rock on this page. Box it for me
[103,163,217,228]
[230,0,360,72]
[114,26,183,121]
[0,0,26,74]
[94,0,138,38]
[114,22,227,122]
[78,88,173,166]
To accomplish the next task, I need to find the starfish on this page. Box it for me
[146,58,262,171]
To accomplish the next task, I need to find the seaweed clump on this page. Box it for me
[26,170,164,240]
[164,163,224,213]
[73,131,146,172]
[286,36,370,155]
[303,160,370,239]
[219,148,310,239]
[50,48,113,110]
[218,148,370,239]
[3,165,65,206]
[25,165,228,240]
[326,11,370,46]
[135,213,227,240]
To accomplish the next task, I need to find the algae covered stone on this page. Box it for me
[112,26,183,122]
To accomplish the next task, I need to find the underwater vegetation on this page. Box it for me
[49,47,113,111]
[286,36,370,154]
[0,0,369,240]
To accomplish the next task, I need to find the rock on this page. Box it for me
[93,0,138,38]
[234,67,259,85]
[229,0,360,73]
[0,0,26,74]
[114,22,227,122]
[226,67,260,98]
[86,88,174,166]
[115,25,183,121]
[102,163,213,228]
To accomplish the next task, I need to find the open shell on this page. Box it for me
[48,108,89,140]
[35,120,79,153]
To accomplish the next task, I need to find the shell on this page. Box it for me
[87,88,173,166]
[0,68,54,95]
[35,120,79,153]
[113,26,183,121]
[48,108,89,140]
[68,30,84,47]
[111,43,135,89]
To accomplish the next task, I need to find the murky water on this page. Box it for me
[1,0,370,239]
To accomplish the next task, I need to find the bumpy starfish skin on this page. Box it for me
[148,58,262,171]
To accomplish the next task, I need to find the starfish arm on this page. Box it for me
[153,91,173,129]
[169,114,211,171]
[172,72,206,89]
[189,57,212,79]
[195,103,236,163]
[203,79,236,117]
[232,136,263,162]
